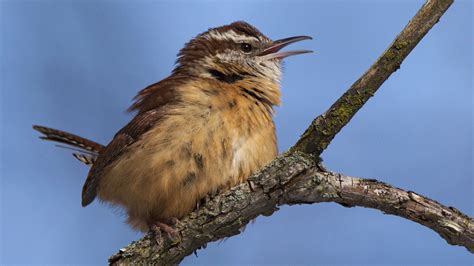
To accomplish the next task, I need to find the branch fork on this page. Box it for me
[110,0,472,264]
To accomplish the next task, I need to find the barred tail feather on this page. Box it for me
[73,153,97,166]
[33,125,105,154]
[33,125,105,165]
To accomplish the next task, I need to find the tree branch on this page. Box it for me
[109,153,473,264]
[109,0,470,264]
[290,0,454,156]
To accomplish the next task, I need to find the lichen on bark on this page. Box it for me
[110,0,473,264]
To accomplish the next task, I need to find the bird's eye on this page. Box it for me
[240,43,252,53]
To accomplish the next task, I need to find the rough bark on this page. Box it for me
[109,0,472,264]
[109,153,473,265]
[290,0,454,156]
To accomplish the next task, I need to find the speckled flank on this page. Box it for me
[98,77,279,231]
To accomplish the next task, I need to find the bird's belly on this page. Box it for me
[97,112,277,231]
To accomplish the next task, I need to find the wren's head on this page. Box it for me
[173,21,312,84]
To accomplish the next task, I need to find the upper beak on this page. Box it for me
[257,35,313,59]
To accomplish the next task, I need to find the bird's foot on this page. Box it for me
[195,189,220,210]
[170,217,183,228]
[150,221,180,245]
[195,194,211,210]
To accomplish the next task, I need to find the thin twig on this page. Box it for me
[109,0,465,264]
[290,0,454,156]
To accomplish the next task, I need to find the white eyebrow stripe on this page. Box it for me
[204,30,259,43]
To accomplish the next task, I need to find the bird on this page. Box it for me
[33,21,312,234]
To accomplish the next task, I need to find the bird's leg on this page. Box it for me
[170,217,183,227]
[149,220,180,245]
[195,188,221,211]
[195,194,211,210]
[149,223,164,246]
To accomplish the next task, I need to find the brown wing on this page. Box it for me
[81,74,188,206]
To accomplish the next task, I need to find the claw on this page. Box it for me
[170,217,182,227]
[150,224,164,246]
[195,192,217,211]
[149,221,180,245]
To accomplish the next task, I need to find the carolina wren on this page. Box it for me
[33,21,312,232]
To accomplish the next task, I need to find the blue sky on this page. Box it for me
[1,0,472,264]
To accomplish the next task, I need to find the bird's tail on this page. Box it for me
[32,125,105,166]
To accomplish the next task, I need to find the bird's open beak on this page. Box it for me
[258,35,313,60]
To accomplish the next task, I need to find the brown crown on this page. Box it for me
[173,21,271,73]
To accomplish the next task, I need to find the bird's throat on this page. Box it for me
[207,69,245,84]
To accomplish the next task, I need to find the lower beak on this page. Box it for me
[257,35,313,59]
